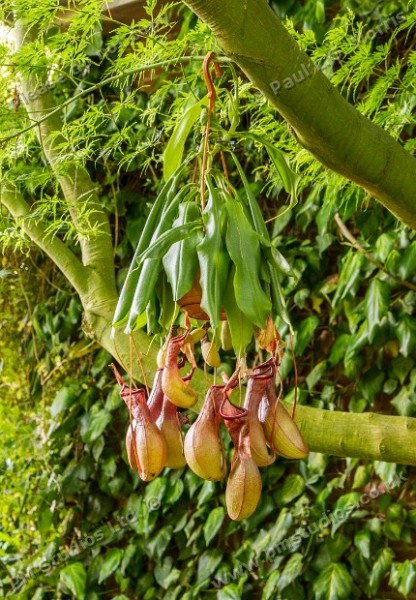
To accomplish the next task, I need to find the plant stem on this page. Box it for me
[334,213,416,292]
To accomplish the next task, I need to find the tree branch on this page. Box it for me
[294,405,416,466]
[1,185,89,298]
[184,0,416,230]
[13,21,116,288]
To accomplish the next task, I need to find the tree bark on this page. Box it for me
[184,0,416,229]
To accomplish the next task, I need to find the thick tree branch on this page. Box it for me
[184,0,416,230]
[294,405,416,466]
[1,186,89,298]
[13,21,116,287]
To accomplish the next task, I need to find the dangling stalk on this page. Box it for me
[200,51,221,209]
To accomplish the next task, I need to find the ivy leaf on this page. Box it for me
[60,562,87,600]
[368,548,394,595]
[328,334,351,366]
[98,548,123,584]
[365,279,391,343]
[147,526,173,560]
[396,314,416,357]
[389,561,416,597]
[197,549,223,584]
[82,409,112,444]
[154,557,181,589]
[312,535,350,571]
[306,360,327,390]
[50,385,78,418]
[295,315,319,355]
[354,530,371,559]
[332,251,365,307]
[332,492,361,534]
[359,367,384,402]
[203,507,225,545]
[274,474,305,505]
[398,241,416,280]
[313,563,353,600]
[278,553,303,590]
[391,387,416,417]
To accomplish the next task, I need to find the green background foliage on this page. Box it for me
[1,0,416,598]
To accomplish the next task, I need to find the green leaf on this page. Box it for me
[267,259,292,327]
[384,503,407,541]
[267,244,294,277]
[389,356,414,385]
[313,563,353,600]
[60,562,87,600]
[263,570,282,600]
[391,387,416,417]
[396,314,416,357]
[197,177,231,328]
[154,557,181,589]
[224,195,272,327]
[295,316,319,355]
[274,474,305,505]
[147,525,173,559]
[203,507,225,545]
[222,269,253,358]
[229,152,269,239]
[163,96,207,181]
[82,409,112,444]
[278,553,303,590]
[398,241,416,279]
[352,465,370,489]
[368,548,394,594]
[197,549,223,584]
[328,334,351,366]
[354,529,371,559]
[359,367,385,402]
[332,251,365,307]
[306,360,327,390]
[374,232,396,262]
[217,583,245,600]
[137,220,202,264]
[266,144,299,213]
[113,169,182,327]
[365,279,391,343]
[332,492,361,533]
[162,202,202,300]
[158,272,179,329]
[242,134,300,211]
[125,185,195,332]
[197,480,217,506]
[98,548,123,584]
[312,535,350,571]
[50,385,77,417]
[389,561,416,597]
